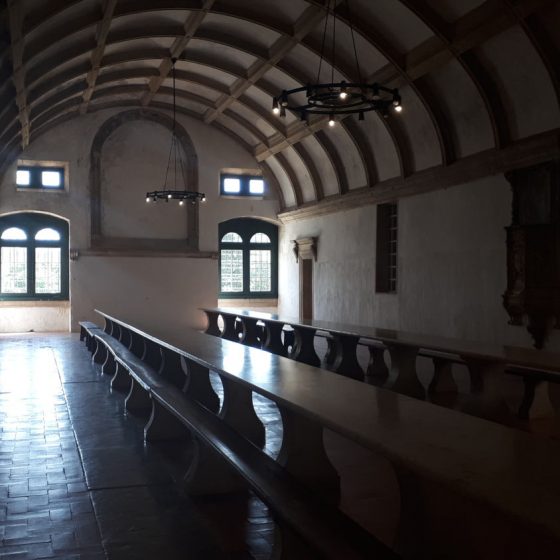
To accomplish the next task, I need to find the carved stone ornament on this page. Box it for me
[292,237,317,263]
[503,160,560,349]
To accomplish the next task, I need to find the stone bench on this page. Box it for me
[201,308,560,424]
[78,320,100,351]
[88,311,398,560]
[92,309,560,559]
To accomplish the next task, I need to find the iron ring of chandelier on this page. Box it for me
[146,190,206,205]
[273,82,402,120]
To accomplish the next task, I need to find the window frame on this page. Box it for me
[15,160,69,192]
[375,202,398,294]
[219,173,266,198]
[219,218,278,299]
[0,213,69,301]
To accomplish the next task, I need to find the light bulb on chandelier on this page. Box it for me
[271,1,402,123]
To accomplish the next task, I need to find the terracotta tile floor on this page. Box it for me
[0,333,276,559]
[0,332,401,559]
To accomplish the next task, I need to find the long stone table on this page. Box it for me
[201,307,560,422]
[95,309,560,559]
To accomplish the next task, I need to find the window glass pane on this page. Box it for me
[35,248,61,294]
[35,228,61,241]
[16,169,30,185]
[41,171,62,187]
[1,227,27,241]
[249,179,264,194]
[221,232,243,243]
[223,178,241,193]
[250,233,271,244]
[250,250,271,292]
[1,247,27,293]
[221,250,243,292]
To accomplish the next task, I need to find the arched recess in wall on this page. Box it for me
[89,109,200,252]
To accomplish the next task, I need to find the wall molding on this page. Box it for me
[77,249,218,259]
[278,128,560,223]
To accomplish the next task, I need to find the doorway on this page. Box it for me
[299,257,313,320]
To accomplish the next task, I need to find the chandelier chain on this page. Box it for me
[346,0,362,83]
[316,1,330,85]
[146,56,206,204]
[331,0,336,84]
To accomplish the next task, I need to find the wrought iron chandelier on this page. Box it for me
[272,0,402,125]
[146,58,206,205]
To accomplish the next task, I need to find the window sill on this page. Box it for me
[0,300,70,307]
[219,195,265,201]
[218,298,278,307]
[16,187,68,193]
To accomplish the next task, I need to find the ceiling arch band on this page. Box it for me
[0,0,558,213]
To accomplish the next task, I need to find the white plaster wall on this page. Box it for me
[279,176,560,351]
[0,304,69,333]
[0,107,278,332]
[101,120,188,239]
[71,256,217,332]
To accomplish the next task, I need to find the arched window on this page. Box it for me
[0,214,69,300]
[1,228,27,241]
[222,232,242,243]
[35,228,61,241]
[219,218,278,298]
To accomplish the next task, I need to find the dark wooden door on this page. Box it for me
[299,258,313,320]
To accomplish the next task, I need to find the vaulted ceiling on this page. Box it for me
[0,0,559,215]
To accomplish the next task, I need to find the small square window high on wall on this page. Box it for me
[220,172,266,197]
[15,160,68,191]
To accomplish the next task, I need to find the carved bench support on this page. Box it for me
[428,358,458,394]
[145,398,191,442]
[263,322,288,357]
[329,333,364,381]
[460,358,512,423]
[129,332,144,359]
[220,313,238,342]
[111,323,121,341]
[125,378,151,415]
[203,310,222,337]
[101,350,117,377]
[289,326,320,367]
[184,438,247,495]
[119,326,131,348]
[219,376,265,448]
[518,378,556,420]
[184,359,220,413]
[92,338,107,365]
[240,317,262,348]
[142,339,162,371]
[159,347,187,390]
[110,362,131,392]
[385,344,424,400]
[277,405,340,505]
[322,335,336,367]
[366,345,389,385]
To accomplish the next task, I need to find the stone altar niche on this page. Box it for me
[503,160,560,349]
